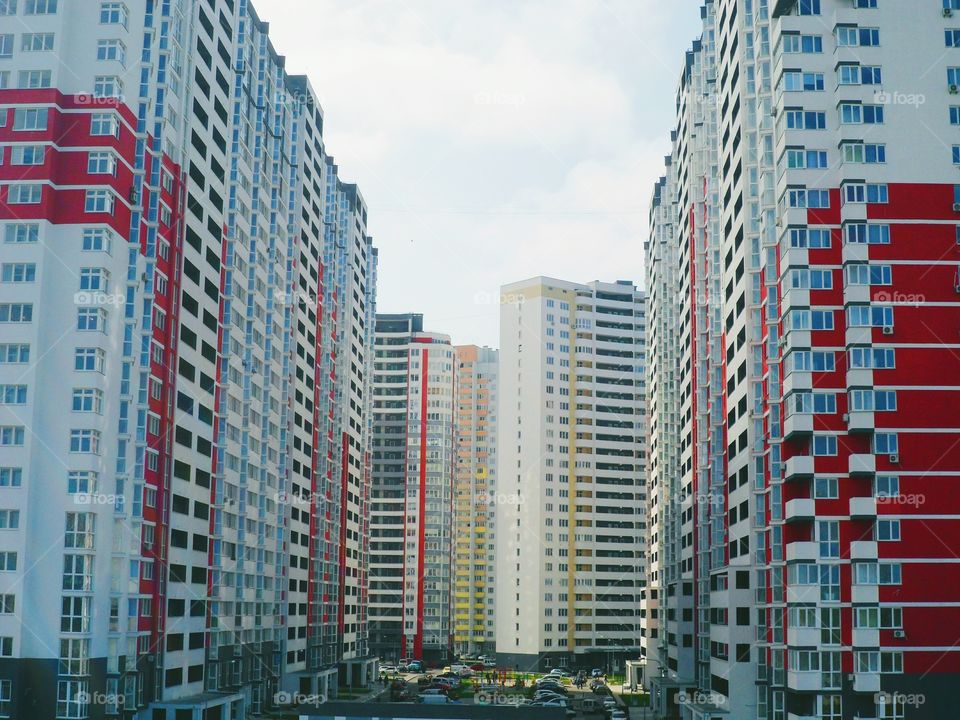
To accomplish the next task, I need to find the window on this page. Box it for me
[61,596,90,632]
[0,386,26,404]
[875,475,899,498]
[13,108,47,131]
[21,33,54,52]
[84,189,114,214]
[813,435,838,456]
[874,432,899,454]
[81,228,112,252]
[811,310,834,330]
[0,34,12,59]
[93,75,122,98]
[18,69,52,88]
[74,348,105,372]
[847,305,893,328]
[843,142,885,164]
[4,224,39,244]
[0,510,19,529]
[87,151,116,175]
[79,268,107,291]
[0,1,14,16]
[844,223,890,245]
[64,513,95,548]
[843,183,888,204]
[0,553,16,571]
[77,308,106,331]
[8,185,42,204]
[96,39,125,65]
[66,471,97,494]
[0,304,32,322]
[952,107,960,125]
[1,263,36,282]
[0,468,21,487]
[797,0,820,14]
[817,520,840,558]
[71,389,103,414]
[11,145,44,165]
[69,429,101,454]
[948,30,960,48]
[815,477,838,499]
[62,555,92,591]
[782,33,822,54]
[25,0,58,13]
[786,149,828,169]
[787,188,830,208]
[100,2,128,27]
[90,113,119,137]
[785,109,826,130]
[846,264,892,286]
[788,227,831,248]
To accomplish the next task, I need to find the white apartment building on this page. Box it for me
[495,277,647,672]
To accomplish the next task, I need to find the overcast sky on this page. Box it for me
[261,0,702,347]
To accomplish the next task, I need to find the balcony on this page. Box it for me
[785,498,816,523]
[782,369,812,396]
[850,496,877,519]
[782,287,811,316]
[787,627,821,647]
[780,246,809,271]
[847,410,875,434]
[786,670,822,692]
[853,672,881,694]
[846,326,873,346]
[846,369,873,389]
[786,541,819,562]
[840,200,869,223]
[849,454,876,476]
[852,585,879,604]
[852,628,880,647]
[784,412,814,439]
[784,455,815,481]
[850,540,878,560]
[842,242,869,265]
[843,285,871,306]
[783,329,812,353]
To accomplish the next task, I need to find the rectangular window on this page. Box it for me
[69,429,101,454]
[93,75,122,98]
[948,30,960,48]
[66,471,97,494]
[71,389,103,414]
[87,151,116,175]
[21,32,54,52]
[0,510,20,529]
[876,520,900,542]
[11,145,44,166]
[77,308,106,332]
[0,468,21,487]
[0,35,12,59]
[4,224,39,244]
[798,0,820,14]
[813,435,838,456]
[13,108,47,131]
[7,185,42,204]
[25,0,58,13]
[0,263,36,282]
[84,189,114,214]
[100,2,129,27]
[0,304,32,322]
[0,386,26,404]
[874,432,899,454]
[0,2,14,16]
[96,39,125,65]
[78,268,107,291]
[90,113,119,137]
[18,69,52,88]
[74,348,106,373]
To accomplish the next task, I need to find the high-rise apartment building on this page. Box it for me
[644,2,960,719]
[369,314,456,664]
[496,277,647,671]
[452,345,498,657]
[0,1,376,718]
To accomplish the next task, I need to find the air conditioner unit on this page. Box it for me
[842,413,850,422]
[893,629,906,638]
[953,203,960,212]
[882,326,894,335]
[945,8,955,17]
[951,84,960,94]
[889,453,899,464]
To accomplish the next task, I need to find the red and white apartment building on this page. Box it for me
[645,1,960,719]
[369,314,457,665]
[0,0,377,718]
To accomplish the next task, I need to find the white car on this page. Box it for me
[610,712,628,720]
[380,664,397,674]
[449,663,474,677]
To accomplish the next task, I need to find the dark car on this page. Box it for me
[592,684,611,695]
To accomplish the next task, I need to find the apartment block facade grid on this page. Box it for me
[645,1,960,719]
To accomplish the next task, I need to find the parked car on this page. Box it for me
[449,663,474,677]
[418,693,453,705]
[415,675,433,687]
[591,683,611,695]
[610,711,628,720]
[379,664,397,674]
[408,660,424,672]
[591,668,605,678]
